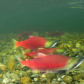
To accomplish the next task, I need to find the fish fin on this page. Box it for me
[37,53,47,58]
[58,70,66,76]
[12,39,18,49]
[29,36,34,39]
[15,56,24,68]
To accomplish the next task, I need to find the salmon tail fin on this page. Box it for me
[15,56,24,68]
[12,39,18,49]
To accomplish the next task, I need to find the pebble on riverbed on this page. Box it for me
[21,76,32,84]
[63,75,73,83]
[7,58,16,71]
[1,33,84,84]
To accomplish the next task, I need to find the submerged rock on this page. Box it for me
[0,64,6,71]
[60,81,67,84]
[2,78,10,84]
[21,77,32,84]
[40,77,47,83]
[76,43,81,48]
[7,58,16,71]
[0,74,3,78]
[73,73,83,80]
[31,74,40,78]
[32,70,41,74]
[63,75,73,83]
[34,78,39,82]
[72,81,79,84]
[45,73,56,79]
[10,73,20,81]
[79,80,84,84]
[52,81,60,84]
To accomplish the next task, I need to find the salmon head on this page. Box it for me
[66,57,84,70]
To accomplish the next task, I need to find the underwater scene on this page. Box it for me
[0,0,84,84]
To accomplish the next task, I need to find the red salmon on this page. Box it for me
[21,53,71,72]
[24,48,58,58]
[13,36,48,50]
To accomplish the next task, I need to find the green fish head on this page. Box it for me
[45,41,54,48]
[66,57,84,70]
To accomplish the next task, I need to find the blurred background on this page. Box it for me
[0,0,84,34]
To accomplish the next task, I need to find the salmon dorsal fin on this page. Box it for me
[37,53,47,58]
[29,36,34,39]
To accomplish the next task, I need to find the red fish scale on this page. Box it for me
[17,36,48,50]
[21,55,71,71]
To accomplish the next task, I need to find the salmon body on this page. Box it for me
[15,36,48,50]
[21,53,71,72]
[24,48,58,58]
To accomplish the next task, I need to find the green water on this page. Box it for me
[0,0,84,34]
